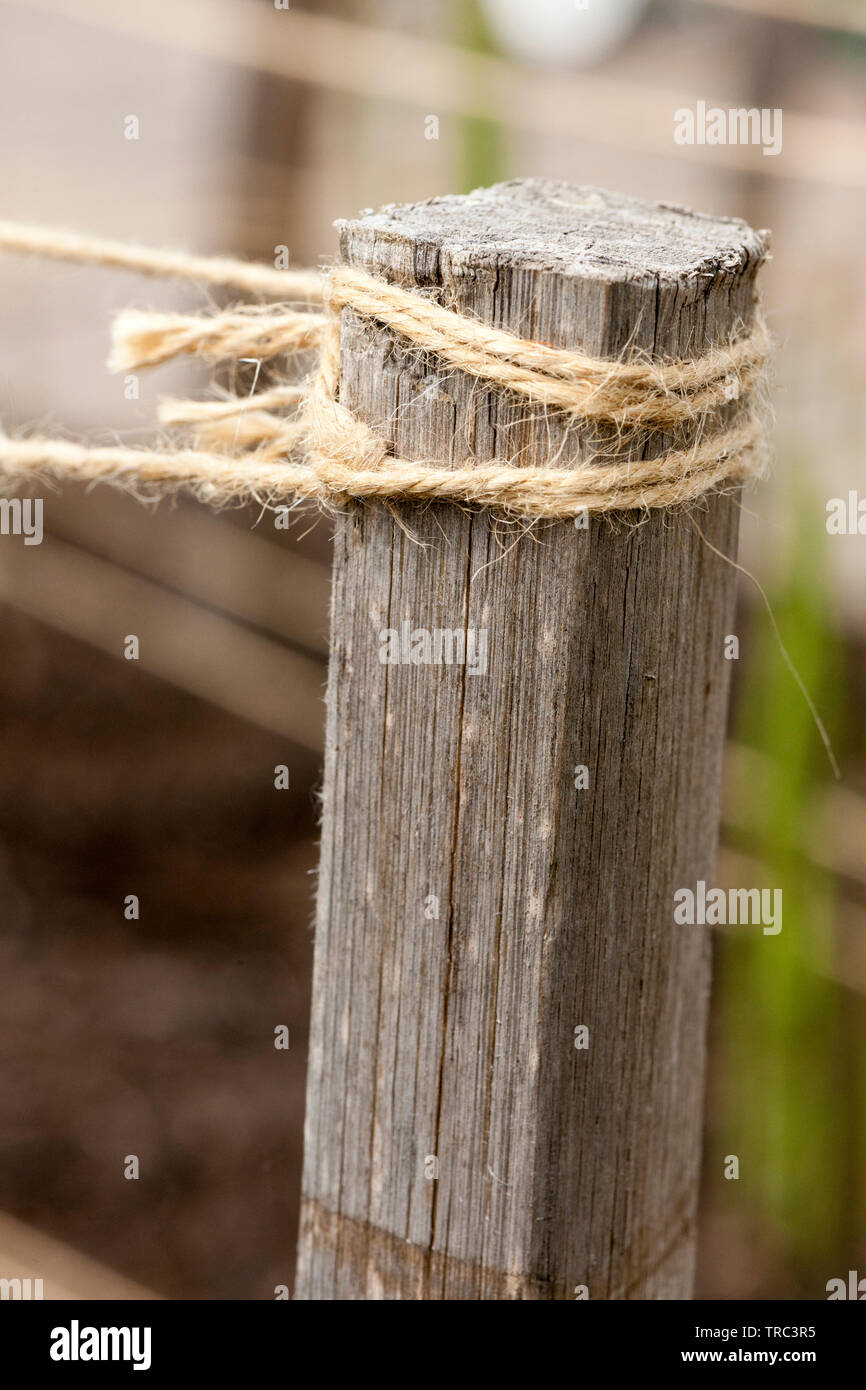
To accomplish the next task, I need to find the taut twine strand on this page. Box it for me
[0,224,772,519]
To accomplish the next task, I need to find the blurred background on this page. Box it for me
[0,0,863,1300]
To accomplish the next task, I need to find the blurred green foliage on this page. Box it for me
[721,467,854,1289]
[452,0,509,193]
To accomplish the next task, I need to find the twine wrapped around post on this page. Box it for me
[0,189,770,520]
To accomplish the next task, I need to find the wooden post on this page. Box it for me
[296,180,768,1300]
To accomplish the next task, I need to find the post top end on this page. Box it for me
[337,179,770,286]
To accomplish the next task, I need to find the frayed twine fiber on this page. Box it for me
[107,305,326,372]
[0,225,772,519]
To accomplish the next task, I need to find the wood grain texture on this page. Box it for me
[295,180,769,1300]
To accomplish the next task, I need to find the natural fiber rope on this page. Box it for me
[329,267,770,427]
[108,305,326,371]
[0,222,323,301]
[158,385,306,426]
[0,225,772,519]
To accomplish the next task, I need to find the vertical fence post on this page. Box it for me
[295,180,768,1300]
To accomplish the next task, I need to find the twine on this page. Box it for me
[0,222,323,301]
[0,225,772,519]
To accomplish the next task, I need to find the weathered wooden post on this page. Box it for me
[296,180,767,1300]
